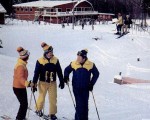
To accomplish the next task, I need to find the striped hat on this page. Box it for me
[41,42,53,53]
[17,47,30,59]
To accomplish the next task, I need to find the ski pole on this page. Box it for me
[91,91,100,120]
[66,83,76,108]
[31,88,41,120]
[27,91,33,120]
[66,83,80,120]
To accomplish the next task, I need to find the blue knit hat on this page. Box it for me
[77,49,88,58]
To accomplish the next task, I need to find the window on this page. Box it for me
[51,9,54,12]
[21,7,24,11]
[85,8,88,11]
[29,8,32,12]
[89,7,92,11]
[81,8,85,11]
[66,8,71,12]
[25,8,28,12]
[85,7,91,11]
[36,8,43,12]
[46,9,51,12]
[74,8,77,11]
[77,7,81,11]
[16,7,20,11]
[58,8,62,12]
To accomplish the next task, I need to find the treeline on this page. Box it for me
[88,0,150,18]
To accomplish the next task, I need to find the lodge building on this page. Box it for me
[13,0,114,24]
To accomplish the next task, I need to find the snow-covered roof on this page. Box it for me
[0,4,6,13]
[13,1,77,8]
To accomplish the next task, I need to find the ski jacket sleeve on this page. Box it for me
[64,63,73,78]
[33,60,42,84]
[90,64,99,86]
[56,60,64,83]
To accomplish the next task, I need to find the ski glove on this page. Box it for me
[59,81,65,89]
[89,84,93,91]
[25,80,34,87]
[32,86,37,93]
[64,76,69,83]
[31,83,37,93]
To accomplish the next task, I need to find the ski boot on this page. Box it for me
[35,110,43,117]
[48,114,57,120]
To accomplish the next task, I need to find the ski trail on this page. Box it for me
[133,38,150,51]
[127,63,150,73]
[90,44,117,66]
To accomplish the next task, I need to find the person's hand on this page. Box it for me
[31,83,37,93]
[31,86,37,93]
[25,80,34,87]
[64,76,69,84]
[89,84,93,91]
[59,81,65,89]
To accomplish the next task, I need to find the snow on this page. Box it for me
[13,1,76,8]
[114,75,122,80]
[112,18,118,23]
[0,19,150,120]
[0,4,6,13]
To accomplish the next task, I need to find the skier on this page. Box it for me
[92,21,94,30]
[123,14,132,34]
[32,42,64,120]
[92,24,94,30]
[66,17,69,26]
[0,40,3,48]
[13,47,33,120]
[82,21,84,30]
[62,20,65,28]
[64,49,99,120]
[115,13,123,35]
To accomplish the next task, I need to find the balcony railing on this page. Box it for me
[35,11,98,17]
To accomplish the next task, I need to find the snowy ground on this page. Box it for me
[0,19,150,120]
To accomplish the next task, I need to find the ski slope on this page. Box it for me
[0,19,150,120]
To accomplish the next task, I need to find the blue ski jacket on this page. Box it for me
[64,59,99,88]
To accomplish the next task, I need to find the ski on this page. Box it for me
[28,108,48,120]
[40,114,71,120]
[116,32,129,39]
[62,117,74,120]
[41,115,65,120]
[0,115,12,120]
[42,114,50,120]
[27,108,72,120]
